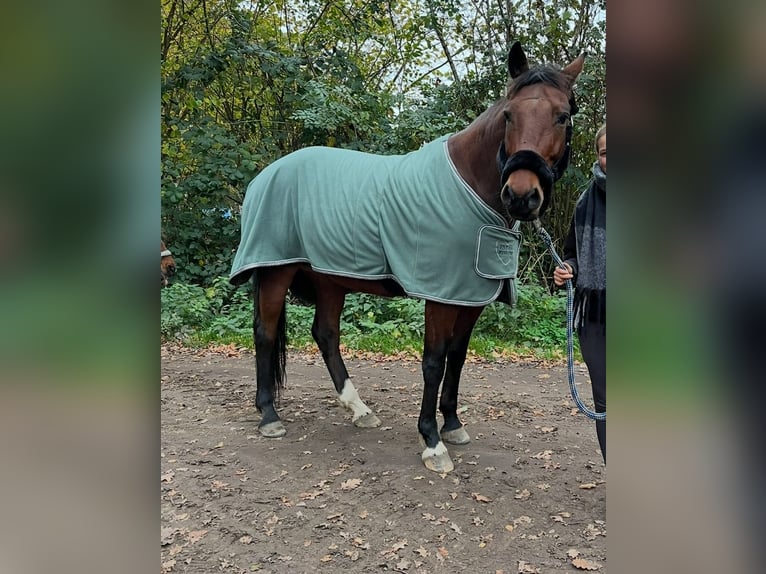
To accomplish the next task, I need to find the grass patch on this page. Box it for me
[162,278,578,361]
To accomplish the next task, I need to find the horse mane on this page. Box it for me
[507,66,571,97]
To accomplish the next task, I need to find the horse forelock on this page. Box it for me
[507,66,571,99]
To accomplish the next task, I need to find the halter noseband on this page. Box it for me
[496,92,578,213]
[161,249,172,258]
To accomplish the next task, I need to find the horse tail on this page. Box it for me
[252,273,288,405]
[273,296,287,403]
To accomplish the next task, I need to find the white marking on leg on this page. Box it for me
[421,440,448,461]
[338,379,372,421]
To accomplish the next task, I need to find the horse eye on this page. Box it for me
[557,113,570,125]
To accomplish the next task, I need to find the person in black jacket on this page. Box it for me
[553,123,606,462]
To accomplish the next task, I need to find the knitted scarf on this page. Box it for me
[573,161,606,331]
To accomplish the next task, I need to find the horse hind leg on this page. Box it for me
[253,266,297,438]
[310,279,380,428]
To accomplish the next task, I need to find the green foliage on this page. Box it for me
[162,0,605,288]
[161,278,575,360]
[161,277,253,343]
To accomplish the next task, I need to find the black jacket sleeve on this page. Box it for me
[561,216,578,280]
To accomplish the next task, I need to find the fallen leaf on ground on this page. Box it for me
[187,530,207,544]
[358,509,369,519]
[319,555,333,562]
[341,478,362,491]
[579,483,598,490]
[396,558,411,570]
[567,549,580,558]
[415,546,429,557]
[239,536,253,544]
[450,522,463,534]
[514,489,531,500]
[517,561,540,573]
[572,557,602,570]
[161,527,177,545]
[504,525,514,532]
[437,547,449,558]
[161,471,174,483]
[472,492,493,503]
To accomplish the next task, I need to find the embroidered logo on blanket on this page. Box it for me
[495,241,515,265]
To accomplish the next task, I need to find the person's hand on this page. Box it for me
[553,262,574,286]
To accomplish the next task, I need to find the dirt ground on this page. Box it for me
[161,345,606,574]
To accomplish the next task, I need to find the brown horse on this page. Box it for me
[161,240,176,287]
[230,43,584,473]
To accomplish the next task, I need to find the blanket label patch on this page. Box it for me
[475,225,522,279]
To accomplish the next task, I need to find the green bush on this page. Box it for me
[161,277,576,360]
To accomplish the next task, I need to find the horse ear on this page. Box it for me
[507,41,529,79]
[562,52,586,82]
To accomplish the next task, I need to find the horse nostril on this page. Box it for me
[527,188,541,210]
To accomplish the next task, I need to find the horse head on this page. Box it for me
[161,240,176,287]
[497,42,585,221]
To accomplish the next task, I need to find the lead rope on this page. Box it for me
[532,219,606,422]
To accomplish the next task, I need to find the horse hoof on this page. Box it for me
[421,441,454,474]
[423,451,454,474]
[441,427,471,445]
[259,421,286,438]
[353,413,382,428]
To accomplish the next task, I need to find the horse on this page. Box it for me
[230,42,584,473]
[161,240,176,287]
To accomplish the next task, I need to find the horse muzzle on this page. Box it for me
[501,184,543,221]
[497,148,554,220]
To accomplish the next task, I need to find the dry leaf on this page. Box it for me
[319,555,333,562]
[514,489,531,500]
[396,558,411,570]
[450,522,463,534]
[358,509,369,519]
[413,476,425,480]
[391,540,408,552]
[504,524,514,532]
[540,426,556,433]
[449,492,458,500]
[161,471,175,483]
[161,527,177,546]
[517,561,540,573]
[437,546,449,558]
[567,549,580,559]
[472,492,493,503]
[239,536,253,544]
[572,557,602,570]
[344,550,360,561]
[161,559,176,573]
[415,546,429,557]
[579,483,598,490]
[341,478,362,491]
[187,530,207,544]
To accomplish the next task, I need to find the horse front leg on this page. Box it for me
[310,276,380,428]
[439,307,483,445]
[419,302,460,473]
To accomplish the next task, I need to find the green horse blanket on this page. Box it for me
[230,136,521,306]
